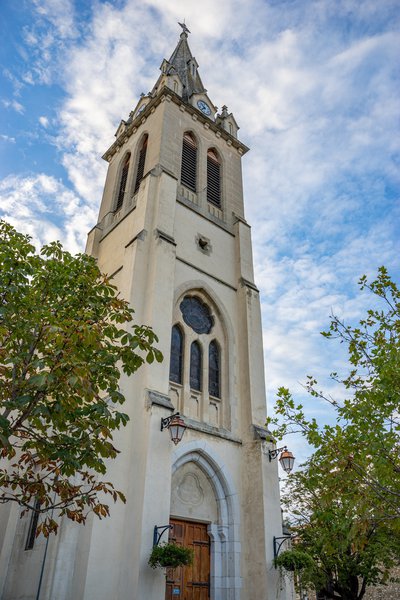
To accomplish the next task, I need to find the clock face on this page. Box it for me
[135,104,146,117]
[197,100,211,116]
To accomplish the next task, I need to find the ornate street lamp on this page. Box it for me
[269,446,295,474]
[161,412,187,445]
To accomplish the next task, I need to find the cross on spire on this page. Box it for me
[178,21,190,35]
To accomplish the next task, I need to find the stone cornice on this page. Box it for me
[253,424,275,442]
[103,86,250,162]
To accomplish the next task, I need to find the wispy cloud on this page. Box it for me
[0,174,95,254]
[1,0,399,460]
[2,99,25,114]
[0,134,16,143]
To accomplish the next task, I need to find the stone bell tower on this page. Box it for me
[0,25,293,600]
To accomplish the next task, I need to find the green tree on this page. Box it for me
[268,267,400,600]
[0,221,162,536]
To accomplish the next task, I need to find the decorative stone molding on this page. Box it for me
[171,442,242,600]
[147,389,175,410]
[253,424,274,442]
[156,229,177,246]
[240,277,259,293]
[125,229,146,248]
[183,416,242,444]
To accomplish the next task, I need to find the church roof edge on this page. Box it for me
[102,86,249,162]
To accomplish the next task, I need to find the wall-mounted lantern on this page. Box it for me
[269,446,295,474]
[161,412,187,445]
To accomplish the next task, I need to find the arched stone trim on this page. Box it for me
[181,130,199,193]
[169,284,234,429]
[172,280,236,430]
[131,132,149,196]
[206,146,224,213]
[173,280,235,357]
[171,442,241,599]
[112,150,131,212]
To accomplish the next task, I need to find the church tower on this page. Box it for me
[0,27,293,600]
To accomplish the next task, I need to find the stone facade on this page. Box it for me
[299,568,400,600]
[0,29,293,600]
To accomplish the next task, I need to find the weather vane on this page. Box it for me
[178,20,190,35]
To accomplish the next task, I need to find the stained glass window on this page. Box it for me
[169,325,183,384]
[190,341,202,391]
[209,340,220,398]
[180,296,213,334]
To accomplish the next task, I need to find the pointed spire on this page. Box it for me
[167,23,206,101]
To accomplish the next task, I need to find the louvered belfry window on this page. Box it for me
[209,340,220,398]
[169,325,183,384]
[134,135,148,194]
[190,341,202,391]
[207,148,221,207]
[181,132,197,191]
[25,497,41,550]
[115,153,130,211]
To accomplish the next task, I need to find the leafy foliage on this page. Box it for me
[0,221,162,536]
[274,549,314,572]
[268,268,400,600]
[148,543,194,569]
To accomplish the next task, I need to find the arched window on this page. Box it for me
[115,153,130,211]
[207,148,221,207]
[169,325,183,384]
[25,497,41,550]
[208,340,220,398]
[181,132,197,192]
[134,135,148,194]
[190,341,202,391]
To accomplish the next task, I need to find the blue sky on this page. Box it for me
[1,0,399,465]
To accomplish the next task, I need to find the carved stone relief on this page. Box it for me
[170,462,218,523]
[177,472,204,506]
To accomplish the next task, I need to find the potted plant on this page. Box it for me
[274,549,314,572]
[148,542,194,569]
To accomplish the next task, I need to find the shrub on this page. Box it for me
[274,549,314,572]
[148,543,194,569]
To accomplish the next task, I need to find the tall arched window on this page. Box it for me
[181,132,197,192]
[207,148,221,207]
[209,340,220,398]
[115,153,130,211]
[190,341,202,391]
[169,325,183,384]
[134,135,148,194]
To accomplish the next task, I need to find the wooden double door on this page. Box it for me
[165,518,210,600]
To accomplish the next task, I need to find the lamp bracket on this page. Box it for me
[153,524,173,547]
[269,446,288,462]
[273,535,292,560]
[161,412,181,431]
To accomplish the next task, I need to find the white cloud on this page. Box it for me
[2,99,25,113]
[0,174,95,254]
[2,0,399,457]
[0,134,16,143]
[32,0,76,40]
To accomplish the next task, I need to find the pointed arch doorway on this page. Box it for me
[169,443,242,600]
[165,518,210,600]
